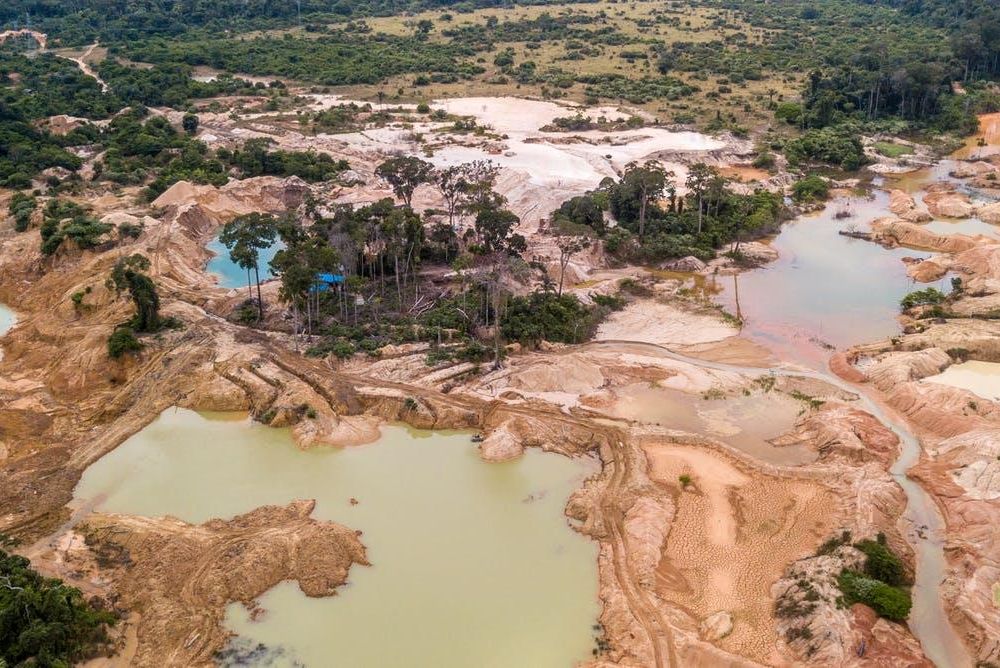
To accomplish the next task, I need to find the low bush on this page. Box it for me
[900,288,946,311]
[107,327,142,358]
[855,537,907,586]
[837,570,911,621]
[501,291,595,345]
[791,175,830,202]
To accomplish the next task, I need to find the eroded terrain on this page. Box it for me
[0,67,998,667]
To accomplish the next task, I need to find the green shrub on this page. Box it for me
[774,102,803,125]
[816,530,852,556]
[855,539,907,586]
[107,327,142,358]
[8,192,37,232]
[785,126,868,171]
[792,175,830,202]
[591,293,627,311]
[837,570,911,621]
[751,152,776,169]
[900,288,946,311]
[330,340,356,359]
[500,292,595,344]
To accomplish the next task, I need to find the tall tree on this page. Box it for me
[621,161,667,238]
[375,156,435,208]
[106,253,160,332]
[685,163,716,234]
[555,233,591,297]
[219,213,279,321]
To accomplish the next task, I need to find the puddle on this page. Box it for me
[609,383,816,466]
[0,305,16,335]
[923,361,1000,401]
[206,236,284,290]
[73,408,600,667]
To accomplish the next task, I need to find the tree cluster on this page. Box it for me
[0,550,116,666]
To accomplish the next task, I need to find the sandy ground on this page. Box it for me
[643,441,839,664]
[595,299,738,348]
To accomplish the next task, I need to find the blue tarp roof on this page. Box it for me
[316,273,345,284]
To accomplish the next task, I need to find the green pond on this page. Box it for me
[72,408,601,667]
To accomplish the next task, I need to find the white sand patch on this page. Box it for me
[427,96,724,189]
[595,301,738,348]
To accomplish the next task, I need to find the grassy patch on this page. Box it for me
[873,141,915,158]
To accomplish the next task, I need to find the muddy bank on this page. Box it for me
[69,501,364,666]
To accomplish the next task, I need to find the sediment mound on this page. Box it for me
[887,189,931,223]
[978,201,1000,225]
[910,430,1000,665]
[924,183,975,218]
[152,176,309,220]
[771,404,900,464]
[870,218,984,253]
[772,546,929,666]
[79,500,367,666]
[864,347,951,392]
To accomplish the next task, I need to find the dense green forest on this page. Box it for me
[1,0,998,185]
[0,550,116,666]
[0,52,121,119]
[0,0,585,45]
[0,104,82,188]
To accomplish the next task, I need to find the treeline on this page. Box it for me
[3,105,348,196]
[875,0,1000,79]
[688,0,997,133]
[1,0,596,47]
[553,161,784,264]
[120,29,481,87]
[98,61,264,108]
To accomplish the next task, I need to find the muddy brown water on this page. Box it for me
[72,408,601,667]
[609,382,816,466]
[712,189,951,367]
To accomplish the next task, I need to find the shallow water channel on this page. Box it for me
[73,408,600,667]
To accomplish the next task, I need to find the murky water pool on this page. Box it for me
[72,408,600,667]
[609,383,815,466]
[714,192,948,364]
[923,361,1000,401]
[206,236,284,290]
